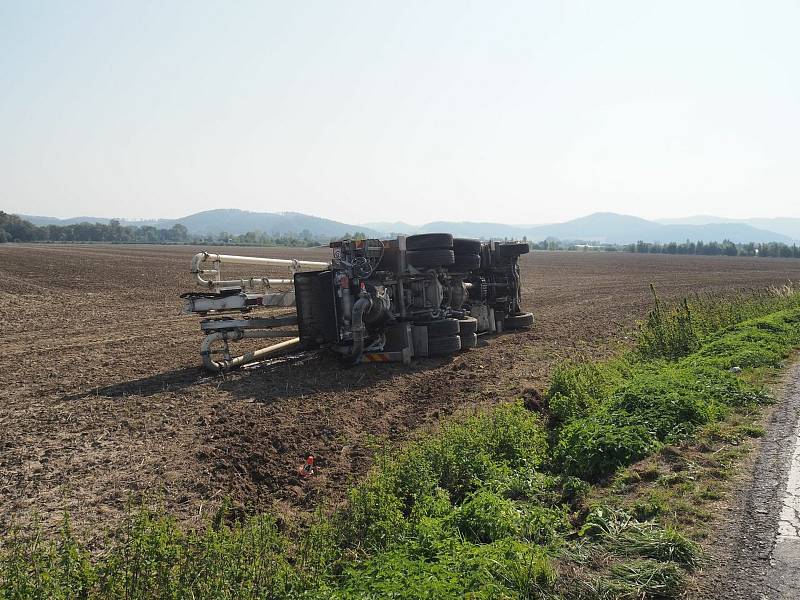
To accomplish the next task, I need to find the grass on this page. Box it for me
[3,286,800,599]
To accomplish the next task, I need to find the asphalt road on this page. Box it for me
[703,362,800,599]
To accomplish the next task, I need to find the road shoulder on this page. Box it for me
[694,360,800,599]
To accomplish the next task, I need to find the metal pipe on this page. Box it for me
[200,329,302,372]
[197,277,295,289]
[198,252,328,269]
[200,315,298,331]
[396,278,406,318]
[210,329,299,338]
[191,252,329,289]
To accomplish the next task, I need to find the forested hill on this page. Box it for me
[0,212,341,246]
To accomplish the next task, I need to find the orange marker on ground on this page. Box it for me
[297,455,314,478]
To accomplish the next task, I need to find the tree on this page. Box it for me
[169,224,188,242]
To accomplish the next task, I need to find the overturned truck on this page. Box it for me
[183,233,533,372]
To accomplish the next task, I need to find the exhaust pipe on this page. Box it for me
[349,296,372,359]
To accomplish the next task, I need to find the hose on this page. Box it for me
[349,296,372,359]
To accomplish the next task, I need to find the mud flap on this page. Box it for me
[294,270,340,348]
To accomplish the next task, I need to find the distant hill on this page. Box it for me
[524,212,661,243]
[22,215,118,226]
[524,213,796,244]
[21,214,172,228]
[364,221,547,238]
[657,215,800,241]
[17,210,798,244]
[365,212,796,244]
[360,221,423,235]
[171,210,380,237]
[655,215,731,226]
[21,209,379,238]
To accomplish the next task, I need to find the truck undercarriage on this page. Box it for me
[182,234,532,372]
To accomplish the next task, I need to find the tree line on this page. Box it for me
[528,237,800,258]
[0,212,326,247]
[620,239,800,257]
[3,212,799,257]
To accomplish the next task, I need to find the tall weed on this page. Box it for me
[637,283,800,360]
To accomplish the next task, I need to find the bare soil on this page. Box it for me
[1,244,799,540]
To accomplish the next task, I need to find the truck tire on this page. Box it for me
[426,318,460,337]
[452,238,481,254]
[406,233,453,251]
[407,249,455,268]
[428,334,461,356]
[450,253,481,272]
[459,332,478,349]
[496,242,530,258]
[503,312,534,329]
[457,316,478,336]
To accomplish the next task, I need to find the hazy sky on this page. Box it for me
[2,1,799,224]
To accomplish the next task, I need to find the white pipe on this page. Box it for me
[200,330,302,372]
[191,252,329,289]
[194,252,328,270]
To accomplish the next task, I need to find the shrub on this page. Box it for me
[337,403,548,550]
[553,416,657,481]
[518,504,570,545]
[335,545,476,599]
[479,540,557,598]
[694,321,792,369]
[608,365,727,442]
[335,538,557,599]
[393,403,548,507]
[1,511,296,600]
[450,490,519,543]
[336,477,408,552]
[1,517,96,600]
[546,361,622,423]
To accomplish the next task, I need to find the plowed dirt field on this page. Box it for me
[1,244,798,539]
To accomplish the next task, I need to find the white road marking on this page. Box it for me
[778,417,800,540]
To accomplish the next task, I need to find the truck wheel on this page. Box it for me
[452,238,481,254]
[428,334,461,356]
[458,316,478,336]
[425,318,460,337]
[503,312,534,329]
[450,253,481,272]
[459,332,478,349]
[407,249,454,268]
[406,233,453,251]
